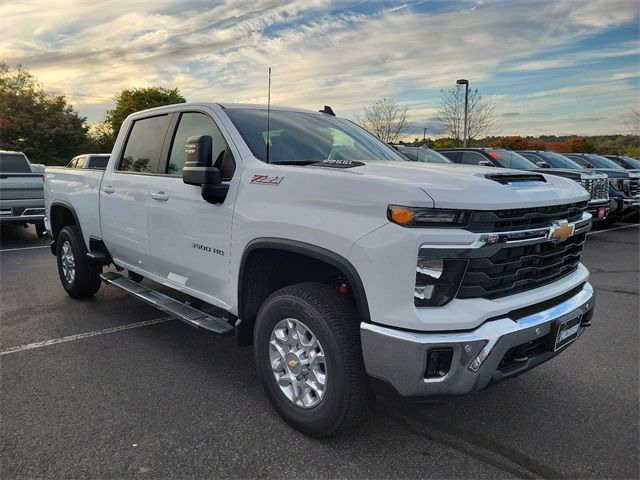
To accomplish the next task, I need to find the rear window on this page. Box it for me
[0,153,30,173]
[88,155,109,169]
[118,115,171,173]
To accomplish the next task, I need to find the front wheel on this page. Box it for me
[254,282,369,437]
[56,225,102,298]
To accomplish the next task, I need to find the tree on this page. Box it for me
[546,137,594,153]
[438,85,495,146]
[360,98,408,143]
[624,109,640,137]
[86,121,115,152]
[105,87,186,139]
[433,137,457,149]
[490,136,546,150]
[0,62,88,165]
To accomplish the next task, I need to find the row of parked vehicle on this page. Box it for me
[393,145,640,224]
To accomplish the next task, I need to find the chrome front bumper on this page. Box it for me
[361,282,595,398]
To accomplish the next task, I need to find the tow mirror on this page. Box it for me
[182,135,229,204]
[536,161,551,168]
[478,160,494,167]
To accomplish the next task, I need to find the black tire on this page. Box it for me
[35,223,47,238]
[254,282,369,438]
[56,225,102,298]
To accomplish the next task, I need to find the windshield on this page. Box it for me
[225,109,405,164]
[486,149,538,169]
[622,156,640,169]
[0,153,30,172]
[538,151,583,169]
[585,154,625,169]
[402,147,451,163]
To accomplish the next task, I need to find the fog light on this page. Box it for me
[425,348,453,379]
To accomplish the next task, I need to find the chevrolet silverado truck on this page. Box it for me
[44,103,596,437]
[439,148,610,221]
[564,153,640,222]
[1,150,47,237]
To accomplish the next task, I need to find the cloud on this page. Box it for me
[0,0,637,137]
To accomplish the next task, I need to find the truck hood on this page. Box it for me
[309,161,589,210]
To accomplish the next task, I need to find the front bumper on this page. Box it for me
[361,282,594,398]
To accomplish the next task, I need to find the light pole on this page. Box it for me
[456,79,469,147]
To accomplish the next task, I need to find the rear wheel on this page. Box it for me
[56,225,102,298]
[254,282,369,437]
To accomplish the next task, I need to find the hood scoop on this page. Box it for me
[483,173,547,185]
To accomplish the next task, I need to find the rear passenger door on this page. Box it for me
[146,110,238,307]
[100,114,172,271]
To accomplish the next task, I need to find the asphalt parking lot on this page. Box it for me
[1,223,638,479]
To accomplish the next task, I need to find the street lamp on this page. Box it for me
[456,79,469,147]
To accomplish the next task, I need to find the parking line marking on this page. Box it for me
[0,245,50,252]
[0,317,174,356]
[588,223,640,235]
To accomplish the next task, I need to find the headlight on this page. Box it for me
[415,255,468,307]
[609,178,630,192]
[388,205,469,227]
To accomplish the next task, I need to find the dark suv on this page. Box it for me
[439,148,610,221]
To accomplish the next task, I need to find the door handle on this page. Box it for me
[101,185,115,194]
[151,191,169,201]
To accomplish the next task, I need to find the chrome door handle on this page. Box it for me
[101,185,115,194]
[151,191,169,201]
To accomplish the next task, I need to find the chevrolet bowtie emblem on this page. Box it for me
[549,220,574,242]
[288,359,299,368]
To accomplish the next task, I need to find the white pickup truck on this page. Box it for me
[44,102,596,437]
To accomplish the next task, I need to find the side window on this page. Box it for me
[461,151,486,165]
[440,151,461,162]
[167,112,236,180]
[521,153,540,164]
[118,115,171,173]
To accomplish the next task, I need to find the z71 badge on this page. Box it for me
[250,174,284,186]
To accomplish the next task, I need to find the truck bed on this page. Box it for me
[44,167,104,244]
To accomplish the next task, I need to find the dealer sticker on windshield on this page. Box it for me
[554,314,582,351]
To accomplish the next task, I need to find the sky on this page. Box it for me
[1,0,639,137]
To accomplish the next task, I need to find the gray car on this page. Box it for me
[0,151,46,237]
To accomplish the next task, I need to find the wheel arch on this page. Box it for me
[49,201,83,255]
[236,238,370,346]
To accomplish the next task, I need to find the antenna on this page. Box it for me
[266,67,271,164]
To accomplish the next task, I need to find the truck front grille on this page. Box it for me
[581,177,609,201]
[628,177,640,197]
[465,201,587,233]
[457,232,586,299]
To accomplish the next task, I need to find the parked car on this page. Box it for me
[564,153,640,221]
[66,154,111,170]
[0,150,46,237]
[45,102,595,437]
[439,148,609,220]
[516,150,609,220]
[604,155,640,170]
[393,145,452,163]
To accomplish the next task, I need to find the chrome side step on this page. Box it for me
[100,272,233,335]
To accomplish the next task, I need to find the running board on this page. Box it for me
[100,272,233,335]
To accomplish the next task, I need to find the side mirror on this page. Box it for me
[536,161,551,168]
[182,135,229,204]
[478,160,494,167]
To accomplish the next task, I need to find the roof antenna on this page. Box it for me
[266,67,271,164]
